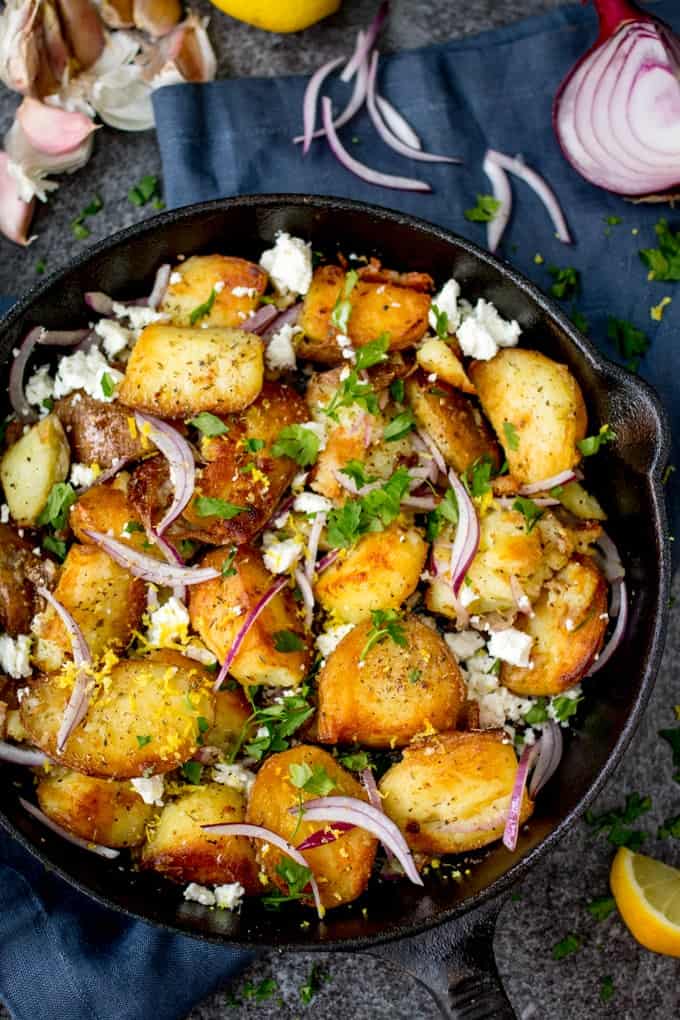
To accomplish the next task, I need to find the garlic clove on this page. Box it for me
[41,0,72,82]
[56,0,105,70]
[132,0,182,38]
[4,118,95,202]
[18,96,98,155]
[148,13,217,87]
[0,150,36,245]
[99,0,135,29]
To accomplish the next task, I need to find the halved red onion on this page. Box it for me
[200,821,323,916]
[38,586,93,753]
[134,412,195,535]
[503,742,540,852]
[240,305,280,334]
[510,574,532,615]
[295,567,315,631]
[486,149,572,244]
[316,549,340,574]
[296,821,355,851]
[294,31,370,146]
[416,428,447,475]
[83,530,220,586]
[147,264,171,310]
[84,291,114,315]
[341,1,389,82]
[447,469,480,596]
[212,575,289,692]
[528,722,563,799]
[588,579,628,675]
[483,150,512,253]
[595,532,626,584]
[305,511,327,581]
[321,97,431,192]
[375,95,421,149]
[519,469,577,496]
[0,741,49,766]
[19,797,120,859]
[301,55,345,154]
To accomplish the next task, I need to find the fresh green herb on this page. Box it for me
[324,370,379,420]
[552,694,582,723]
[221,546,237,578]
[326,467,411,548]
[339,750,371,771]
[658,814,680,839]
[524,699,549,725]
[187,412,228,437]
[600,976,615,1003]
[263,858,314,908]
[360,608,407,661]
[390,378,405,403]
[181,760,203,785]
[71,195,103,239]
[72,221,90,240]
[197,715,209,737]
[300,964,326,1005]
[383,408,416,442]
[354,332,390,370]
[552,934,581,960]
[330,269,359,332]
[37,482,76,530]
[662,465,676,485]
[339,460,375,489]
[43,535,67,560]
[273,629,305,653]
[244,437,265,453]
[605,215,622,227]
[408,668,422,684]
[659,727,680,782]
[128,174,161,208]
[578,424,617,457]
[607,316,649,372]
[123,520,144,534]
[179,539,197,559]
[586,895,616,921]
[463,455,494,498]
[571,307,590,335]
[242,978,278,1002]
[189,288,217,325]
[288,761,336,796]
[42,397,54,411]
[428,386,448,398]
[272,424,320,466]
[237,688,315,762]
[136,734,152,748]
[464,194,501,223]
[100,372,115,398]
[193,497,245,520]
[639,219,680,281]
[585,792,651,850]
[548,266,580,300]
[35,259,46,275]
[512,496,544,532]
[426,487,459,541]
[502,421,519,451]
[431,304,449,340]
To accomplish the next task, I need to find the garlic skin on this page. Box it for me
[4,119,94,202]
[0,151,35,246]
[147,14,218,88]
[56,0,105,70]
[98,0,135,29]
[0,0,42,95]
[132,0,181,39]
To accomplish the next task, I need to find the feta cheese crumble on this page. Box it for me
[457,298,521,361]
[487,627,534,667]
[0,634,32,679]
[231,286,257,298]
[213,763,256,796]
[110,302,166,331]
[262,534,304,575]
[69,462,98,489]
[169,271,182,285]
[53,346,124,403]
[428,279,461,333]
[260,233,313,296]
[214,882,245,911]
[0,504,9,524]
[293,492,332,515]
[183,883,216,907]
[316,623,355,659]
[94,318,133,360]
[146,596,190,647]
[131,775,165,806]
[265,322,300,373]
[25,364,55,409]
[444,629,486,661]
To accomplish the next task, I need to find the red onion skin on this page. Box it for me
[592,0,651,43]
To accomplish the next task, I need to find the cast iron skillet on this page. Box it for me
[0,195,671,1019]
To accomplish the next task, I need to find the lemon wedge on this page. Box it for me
[208,0,341,33]
[610,847,680,957]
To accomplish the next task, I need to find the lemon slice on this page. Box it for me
[610,847,680,957]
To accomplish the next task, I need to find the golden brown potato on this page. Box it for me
[160,255,267,327]
[556,481,606,521]
[53,391,148,469]
[69,478,160,556]
[36,769,153,847]
[502,555,608,696]
[33,544,146,672]
[202,687,253,756]
[315,524,428,624]
[0,414,70,526]
[20,650,215,778]
[379,730,533,854]
[406,372,500,474]
[118,324,263,417]
[246,745,377,910]
[416,338,475,394]
[297,265,430,364]
[469,348,587,485]
[0,523,57,636]
[317,615,464,747]
[189,547,310,688]
[141,783,260,890]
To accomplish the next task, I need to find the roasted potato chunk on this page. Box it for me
[379,730,533,854]
[246,746,377,910]
[20,651,215,778]
[502,555,608,696]
[406,372,500,474]
[141,783,260,890]
[118,324,263,417]
[317,615,464,747]
[297,265,430,364]
[0,523,57,635]
[202,687,253,757]
[0,414,70,525]
[315,525,428,624]
[556,481,606,521]
[53,391,147,469]
[33,544,146,672]
[37,769,153,847]
[189,547,310,688]
[160,255,267,327]
[469,348,587,485]
[416,338,475,394]
[69,478,158,556]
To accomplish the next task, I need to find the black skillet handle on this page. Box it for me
[364,896,515,1020]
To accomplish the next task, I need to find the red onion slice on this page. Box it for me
[486,149,572,244]
[587,579,628,675]
[152,531,187,603]
[19,797,120,859]
[296,821,355,851]
[482,150,512,253]
[375,95,421,149]
[294,567,315,631]
[134,412,195,536]
[341,1,389,82]
[416,428,447,475]
[240,305,280,334]
[401,495,437,511]
[528,722,563,799]
[305,511,326,581]
[200,821,323,917]
[519,469,577,496]
[84,291,114,315]
[294,32,370,146]
[37,329,91,347]
[0,741,49,766]
[447,469,480,596]
[301,55,345,154]
[502,742,539,852]
[261,303,302,341]
[595,532,625,584]
[213,575,289,692]
[147,264,171,310]
[38,586,93,753]
[321,97,431,192]
[316,549,340,575]
[9,326,44,422]
[83,530,220,587]
[360,767,381,811]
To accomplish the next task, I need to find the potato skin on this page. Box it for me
[118,324,263,417]
[469,348,587,485]
[141,783,260,891]
[0,523,57,636]
[33,543,146,672]
[160,255,267,328]
[317,615,465,747]
[379,730,533,854]
[246,745,377,910]
[502,555,608,696]
[314,524,428,624]
[406,372,500,474]
[37,770,153,847]
[20,650,215,778]
[69,478,158,556]
[0,414,70,526]
[189,547,310,688]
[53,391,147,469]
[416,338,475,394]
[202,687,253,756]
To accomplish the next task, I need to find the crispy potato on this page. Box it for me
[556,481,606,521]
[118,324,263,417]
[502,555,608,696]
[33,544,146,672]
[315,524,428,624]
[406,372,500,474]
[416,338,475,394]
[469,349,587,485]
[141,783,260,890]
[0,414,70,526]
[20,650,215,778]
[317,615,464,747]
[69,479,159,556]
[53,391,147,469]
[189,547,310,688]
[297,265,430,364]
[160,255,267,327]
[202,687,253,756]
[0,523,57,635]
[36,769,153,847]
[246,745,377,910]
[379,730,533,854]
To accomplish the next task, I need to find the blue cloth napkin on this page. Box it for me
[154,0,679,539]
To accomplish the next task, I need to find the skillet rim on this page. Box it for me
[0,193,671,952]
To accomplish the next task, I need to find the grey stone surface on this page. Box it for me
[2,2,679,1019]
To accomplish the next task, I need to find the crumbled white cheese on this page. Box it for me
[69,462,97,489]
[444,629,485,661]
[53,346,123,403]
[265,322,300,373]
[183,883,216,907]
[111,302,166,331]
[214,882,246,910]
[293,492,332,515]
[262,534,304,575]
[25,364,55,409]
[459,584,478,608]
[429,279,461,333]
[316,623,355,659]
[464,660,535,729]
[169,271,182,285]
[231,286,257,298]
[260,233,313,296]
[213,763,256,796]
[456,317,498,361]
[146,596,190,647]
[94,318,133,360]
[131,775,164,806]
[487,627,534,667]
[0,504,9,524]
[457,298,521,361]
[213,281,225,294]
[0,634,32,679]
[291,471,309,493]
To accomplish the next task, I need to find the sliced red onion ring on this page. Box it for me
[595,532,626,583]
[486,149,572,244]
[200,821,323,917]
[588,579,628,675]
[19,797,120,859]
[316,549,340,574]
[261,303,302,341]
[401,495,437,511]
[147,264,171,310]
[152,531,187,603]
[240,304,281,334]
[301,56,345,154]
[447,469,480,596]
[519,469,577,496]
[341,1,389,82]
[305,511,327,581]
[503,742,540,852]
[296,821,355,851]
[360,767,381,811]
[83,530,220,587]
[213,575,289,692]
[321,96,431,192]
[38,586,93,753]
[375,95,421,149]
[416,428,447,475]
[37,329,91,346]
[84,291,114,315]
[295,567,315,631]
[295,32,370,146]
[528,722,563,799]
[134,412,195,535]
[483,150,512,253]
[0,741,49,766]
[10,326,46,421]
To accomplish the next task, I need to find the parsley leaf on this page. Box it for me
[639,219,680,281]
[339,750,371,771]
[339,460,375,489]
[38,482,76,530]
[586,895,616,921]
[300,964,326,1005]
[607,316,649,372]
[187,412,228,437]
[189,287,217,325]
[502,421,519,451]
[464,194,501,223]
[194,497,245,520]
[355,332,390,370]
[548,266,580,300]
[100,372,115,398]
[524,699,549,725]
[552,694,582,722]
[331,269,359,332]
[263,858,313,908]
[128,174,161,208]
[238,688,315,762]
[431,304,449,339]
[123,520,144,534]
[384,408,416,442]
[221,546,237,577]
[578,424,617,457]
[571,307,589,335]
[181,760,203,785]
[426,487,459,541]
[326,499,363,548]
[408,667,422,684]
[463,455,494,498]
[43,535,67,560]
[244,437,265,453]
[136,734,152,748]
[658,814,680,839]
[600,976,615,1004]
[659,727,680,782]
[288,762,336,796]
[359,608,408,661]
[512,496,544,532]
[585,792,651,850]
[552,934,581,960]
[326,467,410,548]
[390,378,405,403]
[271,424,320,466]
[273,629,305,653]
[242,978,277,1002]
[324,370,379,420]
[71,195,103,240]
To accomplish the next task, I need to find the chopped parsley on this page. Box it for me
[326,467,410,548]
[502,420,519,451]
[187,412,228,437]
[605,215,622,227]
[426,487,459,541]
[128,174,162,208]
[658,815,680,839]
[585,792,651,850]
[330,269,359,332]
[359,608,408,661]
[324,370,379,420]
[235,687,315,762]
[383,408,416,442]
[300,964,326,1005]
[600,976,615,1004]
[339,460,375,489]
[100,372,115,398]
[551,694,582,722]
[339,750,371,771]
[659,726,680,782]
[586,895,616,921]
[193,496,245,520]
[181,760,203,785]
[242,978,278,1002]
[524,699,549,725]
[570,307,589,335]
[221,546,238,577]
[71,195,103,240]
[243,437,265,453]
[548,265,580,300]
[552,933,581,960]
[271,424,320,466]
[263,858,314,909]
[43,535,67,560]
[189,288,217,325]
[288,762,336,796]
[663,465,676,485]
[431,304,449,340]
[607,316,649,372]
[512,496,544,532]
[123,520,144,534]
[355,332,390,370]
[35,259,46,275]
[578,424,617,457]
[136,734,152,748]
[463,455,494,498]
[273,629,306,653]
[464,194,501,223]
[38,482,77,530]
[390,378,405,403]
[639,219,680,281]
[408,667,422,684]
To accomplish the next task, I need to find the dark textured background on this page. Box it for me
[1,2,679,1017]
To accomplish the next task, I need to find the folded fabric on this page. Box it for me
[153,0,679,541]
